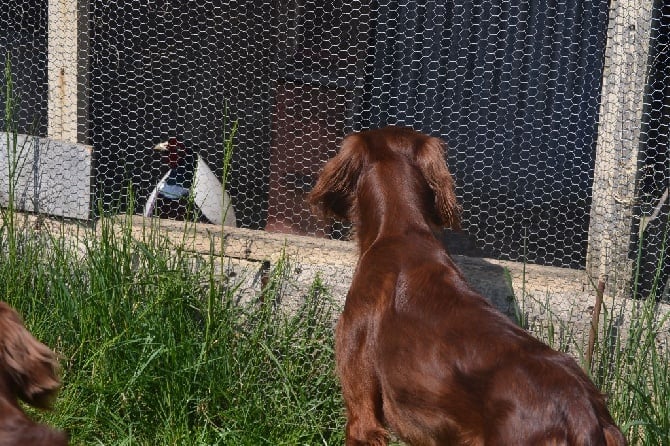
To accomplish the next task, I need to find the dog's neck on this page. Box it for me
[353,165,439,252]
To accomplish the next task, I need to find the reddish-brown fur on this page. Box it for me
[0,302,68,446]
[308,126,626,446]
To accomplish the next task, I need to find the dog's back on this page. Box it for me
[351,229,622,444]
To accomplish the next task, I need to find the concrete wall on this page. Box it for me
[0,133,91,219]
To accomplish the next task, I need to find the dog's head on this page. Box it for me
[308,126,461,230]
[0,302,61,409]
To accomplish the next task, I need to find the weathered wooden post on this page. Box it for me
[587,0,654,295]
[48,0,89,144]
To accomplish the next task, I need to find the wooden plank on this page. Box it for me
[0,133,92,219]
[587,1,654,291]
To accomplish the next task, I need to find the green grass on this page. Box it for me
[0,216,345,445]
[4,216,670,446]
[592,289,670,445]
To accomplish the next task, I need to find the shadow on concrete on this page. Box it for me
[441,229,518,318]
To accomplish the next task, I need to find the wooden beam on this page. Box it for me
[587,0,654,292]
[48,0,89,143]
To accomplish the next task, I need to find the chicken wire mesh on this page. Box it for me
[0,0,668,299]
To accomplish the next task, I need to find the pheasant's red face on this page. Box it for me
[166,137,186,169]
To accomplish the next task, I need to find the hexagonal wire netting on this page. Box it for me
[1,1,668,299]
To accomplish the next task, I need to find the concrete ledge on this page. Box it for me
[126,215,358,266]
[123,216,599,326]
[11,213,670,347]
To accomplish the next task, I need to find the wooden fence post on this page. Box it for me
[587,0,654,293]
[48,0,89,144]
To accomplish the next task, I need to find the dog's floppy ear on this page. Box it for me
[415,137,461,230]
[308,133,366,221]
[0,302,61,409]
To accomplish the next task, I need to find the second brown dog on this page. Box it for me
[0,302,68,446]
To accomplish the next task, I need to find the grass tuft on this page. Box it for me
[0,217,345,445]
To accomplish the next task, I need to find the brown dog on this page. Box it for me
[309,126,625,445]
[0,302,68,445]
